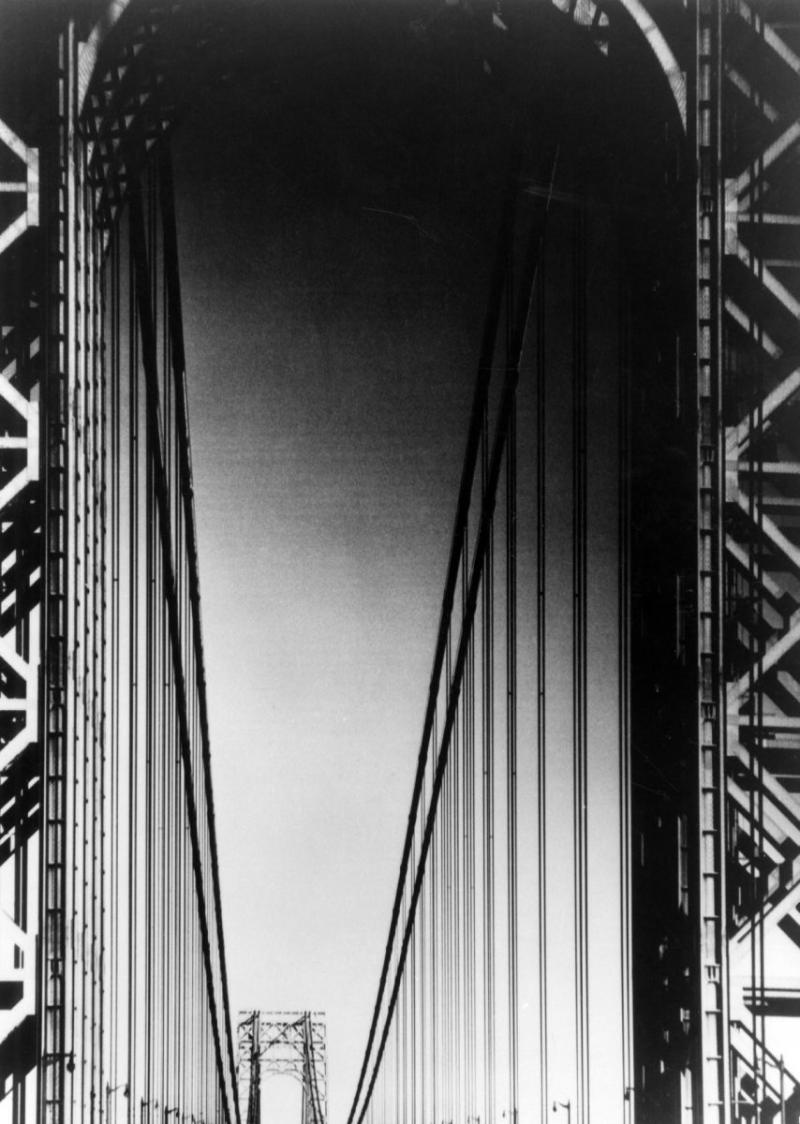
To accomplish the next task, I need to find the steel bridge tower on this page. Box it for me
[236,1012,328,1124]
[0,1,798,1123]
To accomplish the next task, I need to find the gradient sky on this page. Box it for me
[172,5,501,1119]
[169,4,645,1121]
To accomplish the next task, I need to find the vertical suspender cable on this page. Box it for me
[572,201,589,1124]
[419,768,426,1124]
[536,224,549,1123]
[410,827,417,1124]
[145,181,155,1113]
[482,399,496,1124]
[444,633,453,1124]
[159,186,168,1114]
[395,974,401,1124]
[754,172,767,1101]
[452,626,462,1124]
[345,147,526,1124]
[73,119,86,1124]
[110,218,122,1121]
[464,519,476,1124]
[352,152,556,1124]
[95,208,106,1115]
[746,210,766,1103]
[127,204,140,1111]
[401,887,408,1124]
[75,130,86,1124]
[431,705,438,1124]
[506,349,518,1124]
[100,209,110,1114]
[618,265,634,1122]
[98,207,107,1113]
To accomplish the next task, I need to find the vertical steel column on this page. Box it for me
[0,50,42,1124]
[247,1012,260,1124]
[694,0,730,1120]
[722,0,800,1114]
[40,21,77,1123]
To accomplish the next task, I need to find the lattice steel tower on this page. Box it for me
[237,1012,328,1124]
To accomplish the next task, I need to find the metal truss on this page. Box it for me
[721,1,800,1120]
[237,1012,328,1124]
[0,104,42,1123]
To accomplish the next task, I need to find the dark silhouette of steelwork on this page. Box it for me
[236,1012,327,1124]
[0,2,798,1123]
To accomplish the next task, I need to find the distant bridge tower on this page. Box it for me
[237,1011,327,1124]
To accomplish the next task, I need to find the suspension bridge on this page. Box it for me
[0,0,798,1122]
